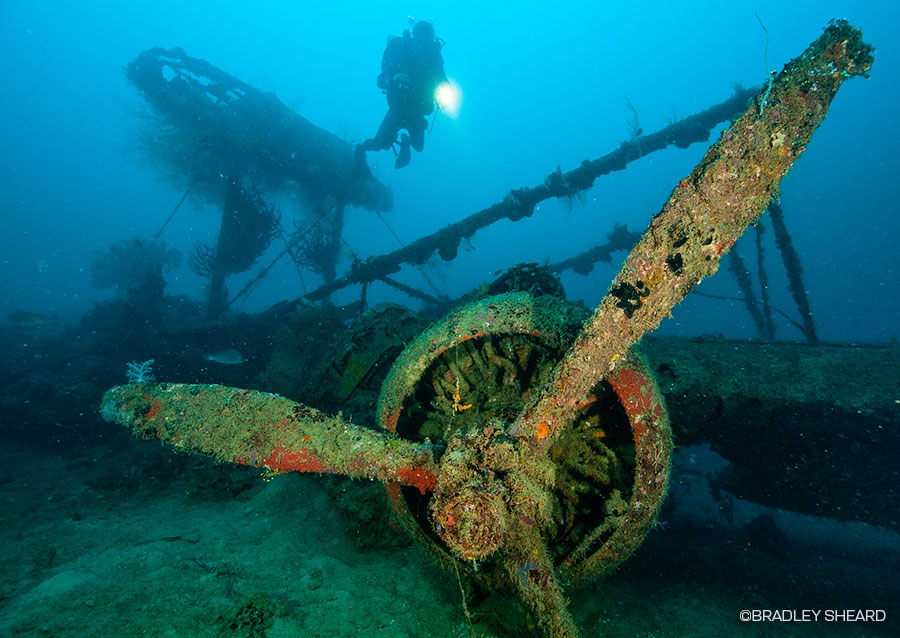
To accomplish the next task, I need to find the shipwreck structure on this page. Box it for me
[105,22,878,638]
[127,47,393,312]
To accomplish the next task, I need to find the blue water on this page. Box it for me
[0,4,898,636]
[1,0,897,343]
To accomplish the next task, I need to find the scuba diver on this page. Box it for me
[355,21,448,174]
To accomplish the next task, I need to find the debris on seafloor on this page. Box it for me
[101,21,874,638]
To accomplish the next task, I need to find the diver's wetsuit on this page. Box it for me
[356,25,447,171]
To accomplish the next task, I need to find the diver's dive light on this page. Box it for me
[435,80,461,117]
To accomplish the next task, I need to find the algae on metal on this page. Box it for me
[377,292,672,637]
[300,87,760,303]
[100,21,874,638]
[100,384,438,494]
[509,20,874,453]
[378,292,588,436]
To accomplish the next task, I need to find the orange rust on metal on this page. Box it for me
[397,465,439,494]
[608,364,666,444]
[380,410,401,435]
[145,399,161,420]
[100,383,439,493]
[258,445,327,473]
[385,483,405,511]
[376,292,672,595]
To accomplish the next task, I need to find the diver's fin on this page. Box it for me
[395,135,412,169]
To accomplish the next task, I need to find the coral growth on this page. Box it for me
[125,359,155,384]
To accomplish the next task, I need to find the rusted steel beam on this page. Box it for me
[302,87,759,302]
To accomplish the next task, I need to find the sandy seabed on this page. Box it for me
[1,435,896,638]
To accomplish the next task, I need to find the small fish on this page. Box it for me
[6,310,59,328]
[673,468,709,485]
[203,349,248,365]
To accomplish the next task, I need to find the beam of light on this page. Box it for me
[435,79,462,118]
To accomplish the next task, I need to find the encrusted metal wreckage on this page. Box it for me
[103,22,874,637]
